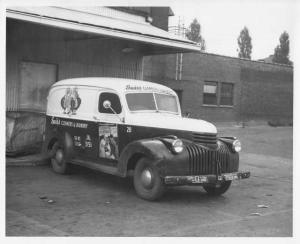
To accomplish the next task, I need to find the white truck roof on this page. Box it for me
[51,77,176,95]
[47,77,217,134]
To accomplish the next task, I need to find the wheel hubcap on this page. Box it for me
[55,149,64,165]
[141,168,153,189]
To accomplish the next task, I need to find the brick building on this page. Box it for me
[143,52,293,124]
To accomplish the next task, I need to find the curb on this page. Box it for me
[6,154,50,167]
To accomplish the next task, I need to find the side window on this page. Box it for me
[99,92,122,114]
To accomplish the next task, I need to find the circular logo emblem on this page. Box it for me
[61,87,81,115]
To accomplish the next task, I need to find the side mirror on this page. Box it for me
[102,99,125,123]
[103,100,111,109]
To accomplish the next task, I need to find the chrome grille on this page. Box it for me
[192,133,217,146]
[186,143,238,175]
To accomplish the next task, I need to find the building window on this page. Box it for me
[203,81,218,105]
[220,83,234,106]
[202,81,234,107]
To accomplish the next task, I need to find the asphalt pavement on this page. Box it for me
[6,126,293,236]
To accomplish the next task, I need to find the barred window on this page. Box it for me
[203,81,218,105]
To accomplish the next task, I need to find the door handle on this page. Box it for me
[93,116,101,121]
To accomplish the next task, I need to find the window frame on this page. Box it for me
[125,92,157,112]
[202,81,234,108]
[98,91,123,115]
[203,81,218,106]
[125,91,181,115]
[220,82,234,107]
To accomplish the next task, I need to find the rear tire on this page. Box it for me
[51,142,71,174]
[133,158,165,201]
[203,181,232,196]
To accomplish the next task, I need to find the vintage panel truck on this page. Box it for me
[43,77,250,200]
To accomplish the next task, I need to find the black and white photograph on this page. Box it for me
[3,0,298,240]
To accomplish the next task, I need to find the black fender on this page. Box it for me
[118,138,175,177]
[217,138,240,171]
[218,136,238,154]
[44,131,74,160]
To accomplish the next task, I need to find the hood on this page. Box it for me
[125,113,217,134]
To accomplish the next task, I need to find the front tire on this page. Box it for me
[203,181,232,196]
[133,158,165,201]
[51,142,71,174]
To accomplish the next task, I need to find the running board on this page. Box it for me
[71,159,121,176]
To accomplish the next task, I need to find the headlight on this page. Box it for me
[232,140,242,152]
[172,139,184,154]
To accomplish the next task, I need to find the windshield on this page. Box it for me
[126,93,179,113]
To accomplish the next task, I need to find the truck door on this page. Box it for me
[96,91,123,163]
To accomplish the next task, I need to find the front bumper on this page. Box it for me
[164,171,250,185]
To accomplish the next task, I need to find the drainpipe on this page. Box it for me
[179,53,183,80]
[175,53,179,80]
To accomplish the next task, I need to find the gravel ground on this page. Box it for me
[6,126,293,236]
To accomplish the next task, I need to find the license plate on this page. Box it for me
[223,173,239,181]
[191,175,208,183]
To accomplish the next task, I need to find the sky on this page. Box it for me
[168,0,296,60]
